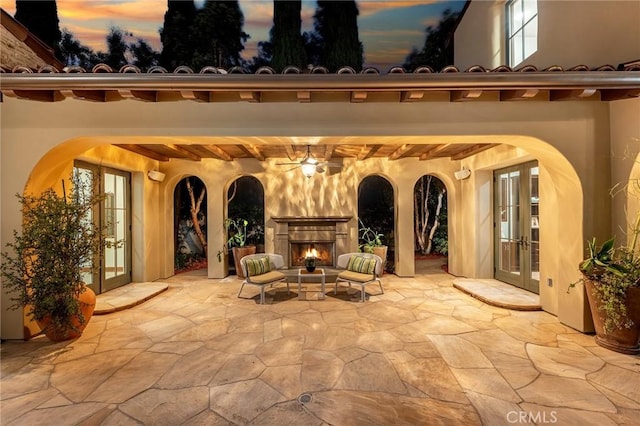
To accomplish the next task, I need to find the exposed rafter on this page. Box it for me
[115,144,170,161]
[451,144,497,160]
[166,144,201,161]
[388,144,413,160]
[284,144,297,161]
[199,145,233,161]
[245,144,266,161]
[357,145,380,160]
[420,144,451,160]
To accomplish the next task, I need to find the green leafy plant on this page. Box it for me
[216,218,248,262]
[0,173,106,337]
[358,219,384,254]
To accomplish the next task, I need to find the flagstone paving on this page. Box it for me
[1,261,639,425]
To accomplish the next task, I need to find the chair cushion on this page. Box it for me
[246,256,271,276]
[346,255,376,274]
[338,270,375,283]
[247,270,285,284]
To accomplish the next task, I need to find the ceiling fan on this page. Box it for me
[276,145,341,178]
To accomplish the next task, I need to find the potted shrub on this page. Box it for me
[358,219,387,274]
[217,218,256,278]
[1,173,105,342]
[570,237,640,354]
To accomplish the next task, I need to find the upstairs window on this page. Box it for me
[507,0,538,67]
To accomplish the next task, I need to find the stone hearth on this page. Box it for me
[272,216,352,267]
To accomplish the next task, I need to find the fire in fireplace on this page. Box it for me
[290,242,334,267]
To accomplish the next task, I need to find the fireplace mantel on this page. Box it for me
[272,216,352,224]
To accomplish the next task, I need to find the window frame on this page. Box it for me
[506,0,538,68]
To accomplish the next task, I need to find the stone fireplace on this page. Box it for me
[272,216,352,267]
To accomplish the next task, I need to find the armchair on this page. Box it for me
[334,253,384,302]
[238,253,289,304]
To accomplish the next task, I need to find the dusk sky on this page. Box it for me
[1,0,466,70]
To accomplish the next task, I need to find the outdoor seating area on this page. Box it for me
[1,260,638,425]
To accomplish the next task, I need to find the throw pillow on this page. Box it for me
[246,256,272,276]
[347,255,376,274]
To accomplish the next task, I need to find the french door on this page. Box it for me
[494,161,539,293]
[75,162,132,294]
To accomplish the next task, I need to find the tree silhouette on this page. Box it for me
[59,29,97,68]
[98,27,130,71]
[15,0,62,58]
[159,0,196,71]
[271,0,307,72]
[403,8,460,72]
[313,1,363,72]
[130,39,159,71]
[192,0,249,70]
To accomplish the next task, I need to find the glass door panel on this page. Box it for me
[494,162,539,293]
[103,170,131,291]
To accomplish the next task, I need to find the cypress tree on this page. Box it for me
[15,0,62,58]
[403,9,460,72]
[192,0,249,70]
[313,1,363,72]
[159,0,196,71]
[271,0,307,72]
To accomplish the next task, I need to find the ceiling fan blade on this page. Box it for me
[318,162,342,168]
[276,162,302,166]
[285,165,301,172]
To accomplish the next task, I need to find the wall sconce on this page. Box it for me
[454,167,471,181]
[147,170,166,182]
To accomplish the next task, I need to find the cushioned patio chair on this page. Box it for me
[334,253,384,302]
[238,253,289,304]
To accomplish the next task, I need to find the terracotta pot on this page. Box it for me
[36,285,96,342]
[232,246,256,278]
[584,280,640,355]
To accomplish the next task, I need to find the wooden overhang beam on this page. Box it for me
[500,89,539,101]
[1,72,639,103]
[550,88,597,101]
[357,145,380,160]
[166,144,201,161]
[451,144,497,160]
[388,144,413,160]
[244,144,266,161]
[324,145,335,161]
[419,144,452,160]
[115,144,170,161]
[200,145,233,161]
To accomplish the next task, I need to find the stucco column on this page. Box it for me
[395,178,415,277]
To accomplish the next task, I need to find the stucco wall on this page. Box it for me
[0,97,621,338]
[455,0,640,69]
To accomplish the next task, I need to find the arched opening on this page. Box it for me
[413,174,448,274]
[358,175,395,273]
[226,176,265,275]
[174,176,208,274]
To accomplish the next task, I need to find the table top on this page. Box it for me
[298,268,325,276]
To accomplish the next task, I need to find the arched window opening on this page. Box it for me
[358,175,395,273]
[413,175,448,273]
[174,176,207,274]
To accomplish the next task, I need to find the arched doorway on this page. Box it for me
[174,176,207,274]
[358,175,395,273]
[226,176,265,274]
[413,175,448,274]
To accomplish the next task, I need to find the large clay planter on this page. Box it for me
[584,280,640,354]
[232,246,256,278]
[36,286,96,342]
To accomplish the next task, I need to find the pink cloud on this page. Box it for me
[358,0,442,17]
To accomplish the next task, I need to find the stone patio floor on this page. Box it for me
[1,261,639,425]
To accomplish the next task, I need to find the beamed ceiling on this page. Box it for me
[2,64,639,162]
[114,142,497,162]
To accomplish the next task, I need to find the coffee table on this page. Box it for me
[294,268,326,300]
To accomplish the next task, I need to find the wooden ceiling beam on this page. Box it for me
[451,144,497,160]
[200,145,233,161]
[388,144,413,160]
[244,144,266,161]
[166,144,201,161]
[284,144,297,161]
[115,144,170,161]
[357,145,380,160]
[324,145,335,161]
[419,144,451,160]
